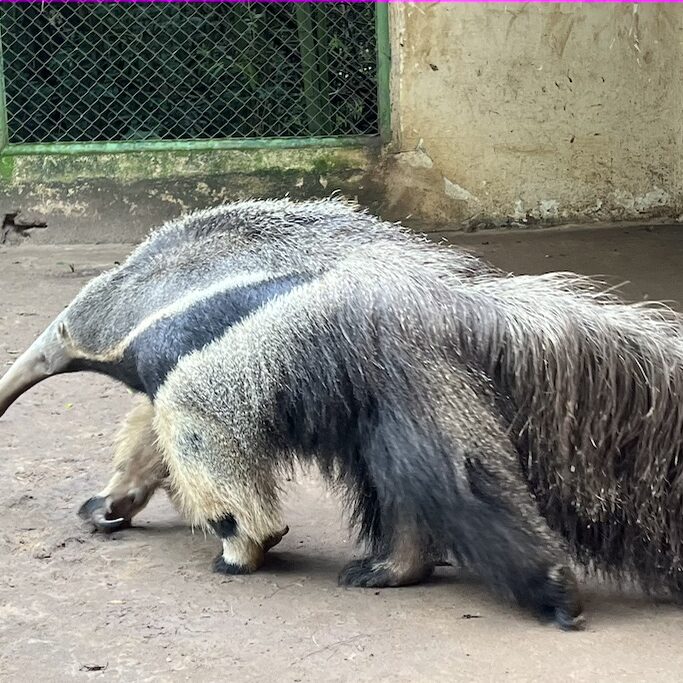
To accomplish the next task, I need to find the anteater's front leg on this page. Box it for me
[78,397,168,532]
[153,394,288,573]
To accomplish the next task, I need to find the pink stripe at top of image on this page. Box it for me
[1,0,682,5]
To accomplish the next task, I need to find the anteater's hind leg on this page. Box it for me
[153,396,288,574]
[338,366,585,630]
[79,397,168,532]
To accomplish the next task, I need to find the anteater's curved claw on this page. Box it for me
[78,496,129,533]
[262,525,289,552]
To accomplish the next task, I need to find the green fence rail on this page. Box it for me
[0,1,389,156]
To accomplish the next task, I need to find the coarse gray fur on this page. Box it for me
[3,197,683,630]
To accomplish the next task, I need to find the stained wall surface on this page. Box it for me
[385,3,683,228]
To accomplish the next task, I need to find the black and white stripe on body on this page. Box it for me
[102,273,311,398]
[65,272,309,397]
[59,199,436,360]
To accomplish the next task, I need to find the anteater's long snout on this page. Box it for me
[0,321,72,418]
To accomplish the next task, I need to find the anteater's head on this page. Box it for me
[0,316,75,418]
[0,265,141,418]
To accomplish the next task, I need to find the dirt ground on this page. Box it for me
[2,223,683,682]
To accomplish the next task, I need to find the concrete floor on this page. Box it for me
[1,223,683,682]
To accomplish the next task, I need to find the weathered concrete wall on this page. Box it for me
[0,146,381,244]
[384,2,683,229]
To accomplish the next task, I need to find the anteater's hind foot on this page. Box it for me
[453,482,587,630]
[523,564,585,631]
[338,556,434,587]
[339,526,435,588]
[79,398,168,532]
[454,494,587,631]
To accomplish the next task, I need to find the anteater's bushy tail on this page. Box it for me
[326,250,683,603]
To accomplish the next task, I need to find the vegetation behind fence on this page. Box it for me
[0,2,381,147]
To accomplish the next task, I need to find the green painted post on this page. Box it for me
[0,16,9,153]
[295,4,324,137]
[314,4,332,136]
[375,3,391,143]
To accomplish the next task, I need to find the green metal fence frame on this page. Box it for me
[0,4,390,157]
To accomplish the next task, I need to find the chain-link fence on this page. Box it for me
[0,2,380,146]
